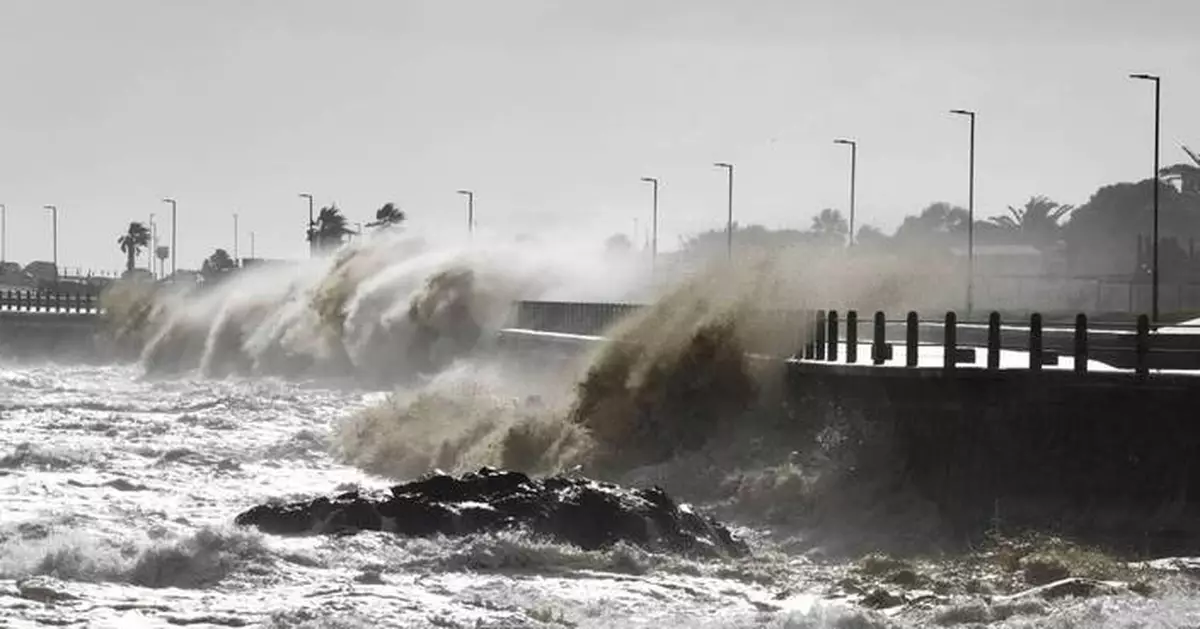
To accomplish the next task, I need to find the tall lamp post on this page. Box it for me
[456,190,475,236]
[833,139,857,246]
[1130,73,1162,323]
[950,109,976,315]
[149,213,157,279]
[299,193,314,256]
[162,198,177,277]
[640,177,659,268]
[42,205,58,270]
[233,212,239,263]
[713,162,734,260]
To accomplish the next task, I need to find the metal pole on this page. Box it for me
[714,163,733,259]
[150,213,157,278]
[951,110,976,315]
[299,193,314,256]
[834,139,857,245]
[0,203,5,264]
[250,231,256,259]
[1131,73,1162,322]
[457,190,474,236]
[43,205,58,270]
[641,177,659,269]
[162,198,177,277]
[233,213,239,262]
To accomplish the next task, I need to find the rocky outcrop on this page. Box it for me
[235,467,748,557]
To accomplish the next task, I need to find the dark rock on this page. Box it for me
[235,467,748,557]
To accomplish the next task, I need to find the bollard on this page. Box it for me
[815,310,827,360]
[872,311,887,365]
[1074,313,1088,374]
[1029,313,1043,371]
[987,312,1001,370]
[905,311,919,368]
[828,311,839,362]
[943,311,957,372]
[846,310,858,364]
[1135,314,1150,379]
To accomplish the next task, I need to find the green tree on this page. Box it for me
[987,196,1073,248]
[366,202,406,230]
[117,221,152,273]
[200,248,237,282]
[855,224,889,248]
[309,204,354,251]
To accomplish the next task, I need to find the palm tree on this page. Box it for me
[809,208,848,246]
[987,196,1073,247]
[310,204,354,251]
[366,202,406,230]
[117,221,152,273]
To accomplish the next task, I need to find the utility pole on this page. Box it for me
[713,162,734,260]
[250,231,256,259]
[150,213,157,278]
[233,212,239,263]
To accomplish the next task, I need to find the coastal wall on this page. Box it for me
[0,312,106,361]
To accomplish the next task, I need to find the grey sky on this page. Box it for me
[0,0,1197,271]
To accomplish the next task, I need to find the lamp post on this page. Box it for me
[161,198,177,277]
[250,231,256,259]
[42,205,58,270]
[950,109,976,315]
[1130,73,1162,323]
[456,190,475,236]
[713,162,734,259]
[149,213,157,278]
[0,203,6,265]
[299,193,314,256]
[640,177,659,268]
[833,139,857,246]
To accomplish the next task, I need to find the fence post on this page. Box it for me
[872,311,887,365]
[943,311,957,372]
[1029,313,1043,371]
[846,310,858,364]
[1135,314,1150,379]
[905,311,919,368]
[987,311,1001,370]
[1074,313,1088,374]
[827,310,839,362]
[803,311,815,360]
[815,310,827,360]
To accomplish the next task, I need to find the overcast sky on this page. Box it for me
[0,0,1197,272]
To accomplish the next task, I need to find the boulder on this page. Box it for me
[235,467,748,557]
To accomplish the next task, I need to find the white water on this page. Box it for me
[4,363,1200,628]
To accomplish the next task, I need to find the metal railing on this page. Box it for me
[0,289,102,314]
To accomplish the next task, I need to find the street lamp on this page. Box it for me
[149,213,157,279]
[713,162,734,259]
[250,231,256,259]
[162,198,177,277]
[0,203,6,265]
[42,205,58,270]
[950,109,976,315]
[833,139,858,246]
[299,193,314,256]
[640,177,659,268]
[1130,73,1162,323]
[233,213,239,263]
[457,190,475,235]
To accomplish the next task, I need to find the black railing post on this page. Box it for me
[803,310,815,359]
[828,310,839,362]
[905,311,919,368]
[987,311,1001,371]
[1029,312,1043,371]
[846,310,858,364]
[943,311,957,372]
[872,311,886,365]
[815,310,827,360]
[1074,313,1088,374]
[1136,314,1150,379]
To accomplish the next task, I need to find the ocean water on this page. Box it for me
[3,362,1200,628]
